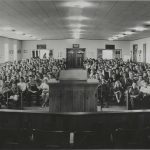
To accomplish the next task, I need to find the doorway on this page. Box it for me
[133,44,138,62]
[66,48,85,68]
[143,43,146,63]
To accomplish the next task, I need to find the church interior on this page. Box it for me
[1,0,150,149]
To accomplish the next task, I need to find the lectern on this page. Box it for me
[49,70,98,112]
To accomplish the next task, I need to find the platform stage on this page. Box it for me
[0,109,148,149]
[49,69,98,112]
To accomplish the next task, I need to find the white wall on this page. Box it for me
[17,40,22,61]
[0,37,22,63]
[0,36,150,63]
[130,37,150,63]
[22,39,130,60]
[2,36,150,64]
[0,37,5,63]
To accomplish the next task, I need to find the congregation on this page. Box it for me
[84,58,150,109]
[0,57,150,110]
[0,58,66,108]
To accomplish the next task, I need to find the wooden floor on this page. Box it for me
[97,105,126,111]
[22,105,127,112]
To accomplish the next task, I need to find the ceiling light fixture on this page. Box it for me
[131,26,147,31]
[116,34,126,38]
[72,32,81,39]
[68,24,87,28]
[63,1,93,8]
[31,36,37,39]
[69,28,85,33]
[112,37,118,40]
[1,26,14,31]
[124,31,135,35]
[108,38,114,41]
[15,31,24,35]
[144,21,150,24]
[73,34,80,39]
[24,34,32,37]
[66,16,89,21]
[37,38,42,40]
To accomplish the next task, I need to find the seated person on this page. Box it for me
[17,77,27,92]
[140,80,150,109]
[96,75,109,109]
[113,80,123,104]
[103,67,109,81]
[0,78,3,94]
[7,82,20,108]
[5,76,11,86]
[27,75,40,106]
[0,79,3,107]
[108,74,116,98]
[35,75,42,87]
[89,69,96,79]
[51,66,59,80]
[2,82,11,105]
[17,77,27,103]
[137,75,145,89]
[120,72,132,90]
[129,81,140,109]
[9,75,19,86]
[115,69,121,81]
[39,78,49,107]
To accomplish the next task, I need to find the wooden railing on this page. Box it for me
[0,109,149,148]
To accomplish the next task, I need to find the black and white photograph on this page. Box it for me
[0,0,150,149]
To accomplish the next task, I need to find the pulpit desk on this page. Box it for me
[49,81,98,112]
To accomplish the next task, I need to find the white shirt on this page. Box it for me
[17,82,27,92]
[40,83,49,91]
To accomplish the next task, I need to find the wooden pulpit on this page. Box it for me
[49,70,98,112]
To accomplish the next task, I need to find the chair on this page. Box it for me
[27,91,41,106]
[141,94,150,109]
[33,129,70,148]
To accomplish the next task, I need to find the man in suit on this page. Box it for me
[96,75,109,110]
[27,75,40,106]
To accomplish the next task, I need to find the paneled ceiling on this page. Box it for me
[0,0,150,41]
